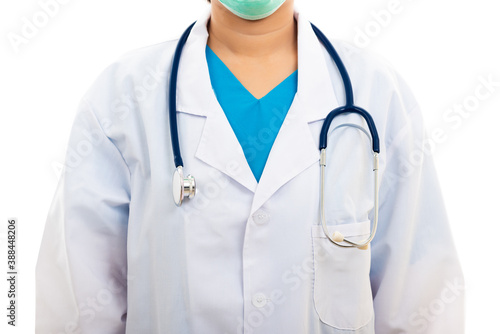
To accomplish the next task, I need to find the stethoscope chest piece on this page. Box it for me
[172,166,196,207]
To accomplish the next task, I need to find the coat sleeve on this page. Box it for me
[36,98,130,333]
[370,76,465,333]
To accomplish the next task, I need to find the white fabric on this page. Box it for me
[36,8,464,334]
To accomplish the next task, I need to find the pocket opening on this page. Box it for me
[311,221,374,330]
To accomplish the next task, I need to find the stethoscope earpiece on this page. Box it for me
[331,231,344,243]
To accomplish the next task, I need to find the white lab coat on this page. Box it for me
[36,8,464,334]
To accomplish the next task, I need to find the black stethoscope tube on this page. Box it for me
[310,23,380,153]
[169,21,196,168]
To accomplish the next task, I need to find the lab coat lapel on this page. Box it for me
[176,10,257,193]
[195,110,258,193]
[250,11,340,213]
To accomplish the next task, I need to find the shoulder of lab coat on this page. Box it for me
[329,41,465,333]
[33,42,173,332]
[35,36,180,334]
[80,37,178,121]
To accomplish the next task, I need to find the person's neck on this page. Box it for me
[207,0,296,59]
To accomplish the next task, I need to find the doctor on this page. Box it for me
[36,0,464,333]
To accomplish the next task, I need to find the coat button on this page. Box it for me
[252,211,270,225]
[252,293,268,308]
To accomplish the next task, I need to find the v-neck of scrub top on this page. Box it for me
[206,45,298,182]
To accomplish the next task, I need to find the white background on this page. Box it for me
[1,0,498,332]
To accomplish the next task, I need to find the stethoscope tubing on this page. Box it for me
[169,21,196,168]
[169,21,381,249]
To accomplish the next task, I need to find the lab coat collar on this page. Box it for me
[295,11,340,122]
[175,8,341,210]
[176,8,340,120]
[249,10,341,212]
[175,8,215,117]
[176,8,258,192]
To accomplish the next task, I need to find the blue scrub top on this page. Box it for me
[206,45,298,182]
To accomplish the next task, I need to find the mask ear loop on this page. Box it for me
[320,123,379,250]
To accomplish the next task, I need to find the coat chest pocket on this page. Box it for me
[311,221,374,330]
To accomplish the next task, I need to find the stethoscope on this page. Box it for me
[169,22,380,249]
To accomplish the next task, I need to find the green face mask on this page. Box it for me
[218,0,287,20]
